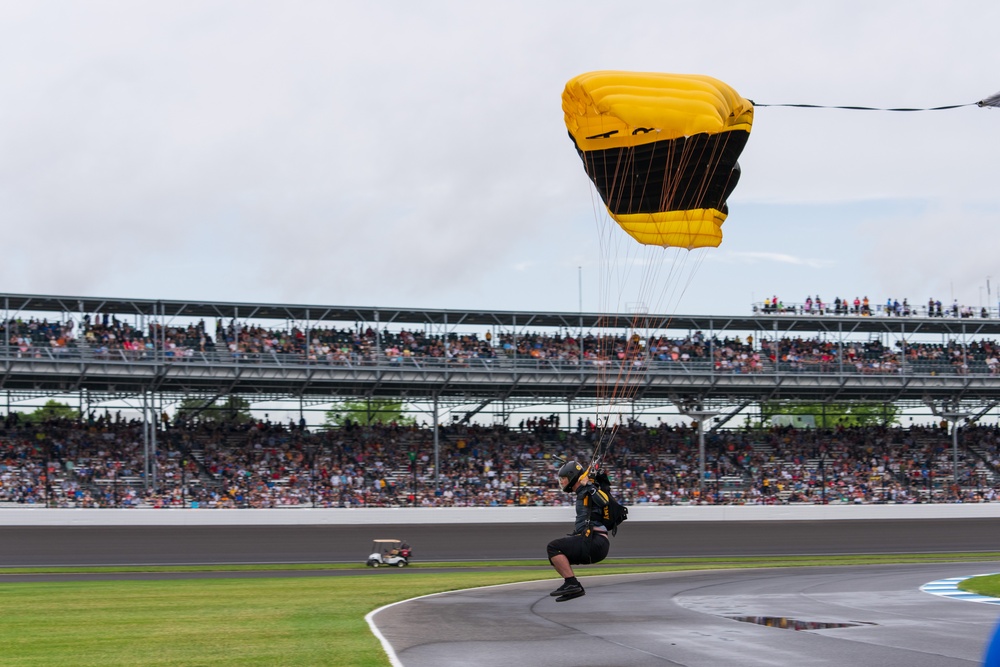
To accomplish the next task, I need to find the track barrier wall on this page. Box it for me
[5,503,1000,526]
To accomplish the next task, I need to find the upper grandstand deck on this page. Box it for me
[3,292,1000,405]
[5,292,999,335]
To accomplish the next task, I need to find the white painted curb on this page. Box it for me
[365,578,550,667]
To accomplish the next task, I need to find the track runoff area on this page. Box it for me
[3,505,1000,666]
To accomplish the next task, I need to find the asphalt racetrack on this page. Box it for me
[374,562,1000,666]
[3,518,1000,566]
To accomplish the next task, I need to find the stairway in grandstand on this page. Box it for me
[175,432,231,489]
[745,441,791,500]
[183,447,221,487]
[88,468,146,505]
[906,431,959,494]
[962,440,999,488]
[709,440,757,499]
[375,431,429,496]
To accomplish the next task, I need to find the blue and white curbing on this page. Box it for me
[921,574,1000,605]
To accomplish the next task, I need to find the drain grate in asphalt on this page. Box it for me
[725,616,876,631]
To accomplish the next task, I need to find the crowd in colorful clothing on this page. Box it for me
[759,295,993,319]
[3,414,998,509]
[3,315,997,376]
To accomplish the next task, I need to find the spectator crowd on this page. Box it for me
[759,294,995,319]
[3,314,998,376]
[3,412,1000,509]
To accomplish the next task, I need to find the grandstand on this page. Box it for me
[3,291,1000,509]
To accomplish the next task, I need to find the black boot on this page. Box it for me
[550,579,584,600]
[556,588,586,601]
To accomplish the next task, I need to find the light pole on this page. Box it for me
[941,411,969,500]
[687,409,719,502]
[819,453,827,504]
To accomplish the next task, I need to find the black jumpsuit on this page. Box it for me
[546,482,611,565]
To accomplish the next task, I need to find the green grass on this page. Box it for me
[3,553,1000,667]
[4,551,1000,575]
[959,572,1000,598]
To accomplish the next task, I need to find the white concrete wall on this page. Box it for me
[4,503,1000,526]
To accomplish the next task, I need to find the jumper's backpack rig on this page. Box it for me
[591,469,628,536]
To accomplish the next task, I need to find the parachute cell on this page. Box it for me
[563,72,754,249]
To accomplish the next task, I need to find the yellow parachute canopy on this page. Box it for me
[563,71,753,249]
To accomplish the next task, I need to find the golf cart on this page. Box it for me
[366,539,411,568]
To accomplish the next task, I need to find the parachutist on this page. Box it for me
[545,460,611,602]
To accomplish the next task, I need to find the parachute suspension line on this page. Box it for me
[593,228,636,466]
[588,137,719,465]
[588,143,715,472]
[592,138,640,444]
[632,136,716,321]
[648,248,703,324]
[566,71,754,473]
[593,146,633,321]
[590,259,702,471]
[615,138,718,434]
[592,202,623,452]
[680,135,714,215]
[595,138,672,414]
[751,101,983,112]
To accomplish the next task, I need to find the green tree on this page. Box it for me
[175,396,254,425]
[324,399,415,428]
[22,400,80,424]
[761,401,899,428]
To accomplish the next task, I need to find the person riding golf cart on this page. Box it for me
[365,539,411,567]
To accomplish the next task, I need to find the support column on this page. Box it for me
[932,402,969,500]
[941,412,967,497]
[432,394,440,488]
[679,403,717,503]
[151,392,158,488]
[142,390,150,491]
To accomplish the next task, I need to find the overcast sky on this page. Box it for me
[2,1,998,317]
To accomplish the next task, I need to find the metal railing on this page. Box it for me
[4,344,999,378]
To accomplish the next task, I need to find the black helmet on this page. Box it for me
[557,460,585,492]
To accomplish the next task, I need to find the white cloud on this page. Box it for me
[866,204,1000,307]
[717,251,836,269]
[0,1,997,315]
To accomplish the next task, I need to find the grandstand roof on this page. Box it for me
[3,292,999,336]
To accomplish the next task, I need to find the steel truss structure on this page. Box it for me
[3,292,1000,416]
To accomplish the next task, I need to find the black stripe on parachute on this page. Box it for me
[574,131,750,216]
